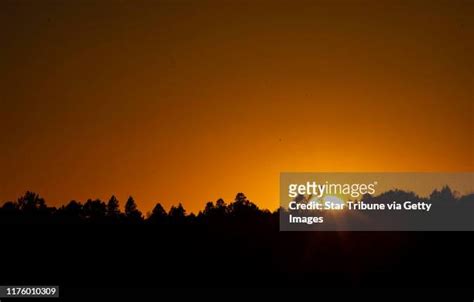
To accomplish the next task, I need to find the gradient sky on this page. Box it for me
[1,0,472,213]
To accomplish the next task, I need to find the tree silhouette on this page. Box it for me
[1,201,17,211]
[1,187,473,227]
[148,203,167,223]
[58,200,83,222]
[214,198,228,217]
[17,191,46,212]
[229,193,259,218]
[125,196,142,223]
[203,201,215,216]
[169,203,186,224]
[200,198,228,222]
[169,203,185,217]
[430,186,456,203]
[83,199,106,221]
[106,195,121,220]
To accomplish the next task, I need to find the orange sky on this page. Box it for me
[1,0,472,213]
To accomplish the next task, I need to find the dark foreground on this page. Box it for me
[1,191,473,299]
[1,224,473,299]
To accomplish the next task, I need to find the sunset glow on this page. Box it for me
[1,0,472,213]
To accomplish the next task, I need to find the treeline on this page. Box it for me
[0,186,472,224]
[0,191,275,224]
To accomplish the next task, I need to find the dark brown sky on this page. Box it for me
[1,0,472,213]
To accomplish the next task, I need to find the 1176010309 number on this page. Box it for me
[0,286,59,298]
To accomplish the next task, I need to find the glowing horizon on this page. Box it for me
[1,0,472,213]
